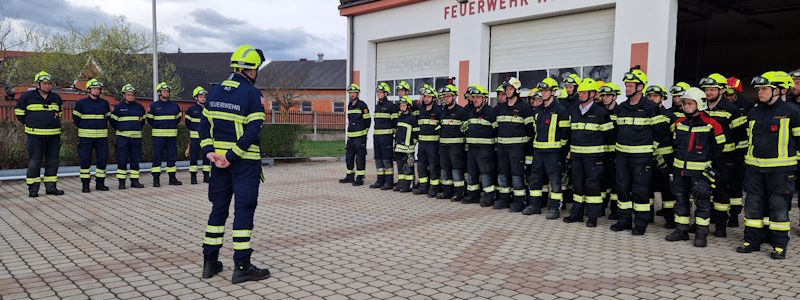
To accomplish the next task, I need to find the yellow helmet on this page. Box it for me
[85,78,103,90]
[422,86,438,98]
[599,82,621,96]
[347,83,360,93]
[121,84,136,94]
[156,82,171,91]
[645,84,668,98]
[699,73,727,89]
[556,88,568,99]
[670,82,691,96]
[577,78,598,92]
[496,85,505,93]
[34,71,52,83]
[537,77,559,90]
[526,87,540,98]
[440,84,458,96]
[396,80,411,92]
[376,82,391,93]
[773,71,794,90]
[563,73,582,86]
[399,95,413,106]
[681,87,708,111]
[192,86,208,97]
[230,44,266,70]
[467,83,488,97]
[623,69,647,85]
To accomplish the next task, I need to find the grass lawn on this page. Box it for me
[302,140,346,157]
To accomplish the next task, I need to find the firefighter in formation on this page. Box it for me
[342,67,800,259]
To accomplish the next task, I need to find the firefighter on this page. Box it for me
[73,78,111,193]
[15,71,64,197]
[788,70,800,104]
[496,85,507,105]
[645,84,677,228]
[414,86,443,196]
[666,87,726,247]
[340,83,371,186]
[200,44,270,282]
[371,82,399,190]
[523,77,570,218]
[463,84,497,206]
[699,73,745,237]
[185,86,211,184]
[563,78,614,227]
[724,76,754,227]
[561,73,582,110]
[110,84,146,189]
[147,82,183,187]
[598,83,620,219]
[610,67,670,235]
[735,72,800,260]
[394,96,419,193]
[437,84,467,201]
[495,77,534,210]
[669,82,690,118]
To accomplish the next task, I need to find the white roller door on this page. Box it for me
[376,33,449,82]
[490,9,615,73]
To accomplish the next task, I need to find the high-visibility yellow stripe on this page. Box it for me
[695,217,710,226]
[616,117,651,126]
[347,129,368,137]
[419,135,440,142]
[730,198,742,206]
[731,116,747,128]
[744,218,763,228]
[373,128,395,135]
[496,137,528,144]
[496,115,526,123]
[245,112,265,123]
[189,131,200,139]
[570,145,606,154]
[151,115,178,120]
[26,177,41,184]
[529,189,543,197]
[418,119,440,125]
[78,128,108,138]
[467,137,495,145]
[373,112,393,119]
[633,203,650,212]
[468,118,495,127]
[713,202,730,211]
[585,195,603,204]
[615,143,654,154]
[114,116,141,122]
[73,111,107,119]
[675,215,690,224]
[203,237,223,245]
[206,225,225,233]
[653,146,673,156]
[769,222,791,231]
[151,129,178,137]
[232,229,252,237]
[26,104,60,111]
[440,137,465,144]
[744,156,797,168]
[25,127,61,135]
[673,159,710,171]
[707,110,731,119]
[440,119,464,126]
[43,176,57,183]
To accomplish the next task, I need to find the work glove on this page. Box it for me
[655,155,668,173]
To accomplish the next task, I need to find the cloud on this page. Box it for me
[1,0,119,32]
[174,8,344,60]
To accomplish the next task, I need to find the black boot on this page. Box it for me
[231,262,270,284]
[130,178,145,188]
[479,191,495,207]
[521,198,542,215]
[493,193,510,209]
[427,184,439,198]
[437,185,453,199]
[461,191,479,204]
[203,171,210,183]
[119,179,127,190]
[586,217,597,227]
[381,174,394,190]
[339,174,354,184]
[631,226,646,235]
[413,182,429,195]
[608,200,619,220]
[28,184,39,197]
[169,173,183,185]
[44,183,64,195]
[370,175,384,189]
[399,180,412,193]
[662,208,676,229]
[727,217,739,228]
[770,247,787,259]
[82,179,91,193]
[509,196,526,212]
[665,229,689,241]
[546,209,561,220]
[352,176,364,186]
[191,172,198,185]
[153,173,161,187]
[713,223,727,237]
[694,226,709,247]
[610,221,632,232]
[736,242,761,253]
[29,190,39,197]
[563,203,584,223]
[96,179,109,191]
[202,261,223,279]
[452,186,466,202]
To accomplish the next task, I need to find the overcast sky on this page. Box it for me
[1,0,347,61]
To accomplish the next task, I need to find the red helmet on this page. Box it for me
[726,77,743,93]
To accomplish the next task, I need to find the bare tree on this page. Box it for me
[260,66,309,122]
[0,12,39,89]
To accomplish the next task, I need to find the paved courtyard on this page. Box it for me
[1,161,800,300]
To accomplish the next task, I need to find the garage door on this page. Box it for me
[489,9,615,91]
[376,33,450,99]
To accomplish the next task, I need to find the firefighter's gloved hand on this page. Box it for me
[656,155,668,172]
[702,165,717,184]
[691,180,712,199]
[460,120,470,133]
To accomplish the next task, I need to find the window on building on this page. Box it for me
[489,72,517,95]
[583,65,613,82]
[549,67,581,84]
[301,101,312,112]
[434,76,450,90]
[519,70,547,90]
[333,101,344,113]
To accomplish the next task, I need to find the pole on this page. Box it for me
[152,0,158,98]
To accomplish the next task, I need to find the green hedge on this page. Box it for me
[0,121,305,169]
